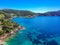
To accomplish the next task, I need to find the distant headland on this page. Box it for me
[0,9,60,18]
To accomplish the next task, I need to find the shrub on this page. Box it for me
[0,30,4,35]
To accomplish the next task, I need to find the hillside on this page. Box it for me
[38,10,60,16]
[0,9,36,18]
[0,9,60,18]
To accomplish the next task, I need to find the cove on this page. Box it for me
[4,16,60,45]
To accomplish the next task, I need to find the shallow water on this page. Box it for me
[4,16,60,45]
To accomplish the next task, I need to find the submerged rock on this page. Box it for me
[32,39,42,44]
[27,32,32,41]
[37,34,47,41]
[47,40,59,45]
[43,41,48,45]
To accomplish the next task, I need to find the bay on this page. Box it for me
[4,16,60,45]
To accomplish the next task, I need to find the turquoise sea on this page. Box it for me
[4,16,60,45]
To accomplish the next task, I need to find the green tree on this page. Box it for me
[3,20,13,26]
[0,30,4,35]
[0,14,5,20]
[5,28,11,33]
[2,27,11,33]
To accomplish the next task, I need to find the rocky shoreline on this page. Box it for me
[0,26,25,45]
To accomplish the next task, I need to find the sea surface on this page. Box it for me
[4,16,60,45]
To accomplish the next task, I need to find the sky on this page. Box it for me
[0,0,60,13]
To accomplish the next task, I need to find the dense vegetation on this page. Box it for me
[0,13,19,35]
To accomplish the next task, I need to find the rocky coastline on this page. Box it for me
[0,26,25,45]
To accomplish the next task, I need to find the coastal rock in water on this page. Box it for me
[18,26,25,30]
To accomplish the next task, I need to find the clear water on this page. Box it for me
[4,16,60,45]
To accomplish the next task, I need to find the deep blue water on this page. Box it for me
[4,16,60,45]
